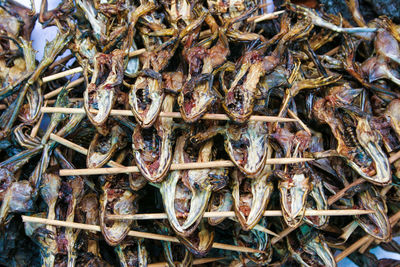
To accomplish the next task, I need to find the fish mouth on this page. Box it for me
[223,85,255,123]
[208,189,233,226]
[160,171,211,237]
[232,169,273,230]
[225,138,267,177]
[289,232,337,267]
[84,50,124,131]
[84,88,116,129]
[221,63,255,123]
[354,118,391,185]
[304,177,329,228]
[160,138,220,237]
[336,114,391,185]
[87,125,126,168]
[235,218,272,264]
[129,69,163,128]
[356,186,391,241]
[323,107,391,185]
[177,220,215,256]
[278,173,311,228]
[132,126,173,183]
[100,187,137,246]
[178,74,215,123]
[225,122,269,177]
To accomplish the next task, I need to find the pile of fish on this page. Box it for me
[1,0,400,265]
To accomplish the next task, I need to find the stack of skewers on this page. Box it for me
[1,0,400,265]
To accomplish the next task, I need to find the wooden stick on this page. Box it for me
[247,10,285,23]
[270,226,296,245]
[327,178,365,206]
[43,67,83,83]
[148,257,226,267]
[48,54,74,70]
[287,109,311,135]
[335,210,400,262]
[358,235,374,254]
[334,234,370,263]
[107,209,374,220]
[50,134,311,175]
[326,46,340,56]
[128,48,146,57]
[248,222,279,236]
[50,133,313,176]
[52,134,312,174]
[44,77,84,99]
[389,149,400,164]
[59,158,314,176]
[41,107,297,122]
[21,216,262,254]
[42,49,146,83]
[49,133,123,168]
[50,133,88,155]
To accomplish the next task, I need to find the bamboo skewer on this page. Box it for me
[44,78,85,99]
[247,10,285,23]
[49,134,369,220]
[248,222,279,236]
[42,49,146,83]
[326,46,340,56]
[50,133,313,176]
[41,107,297,122]
[107,209,373,220]
[43,67,83,83]
[389,149,400,165]
[48,54,74,71]
[128,49,147,57]
[335,210,400,262]
[21,216,262,254]
[50,133,88,156]
[287,109,311,135]
[59,158,314,176]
